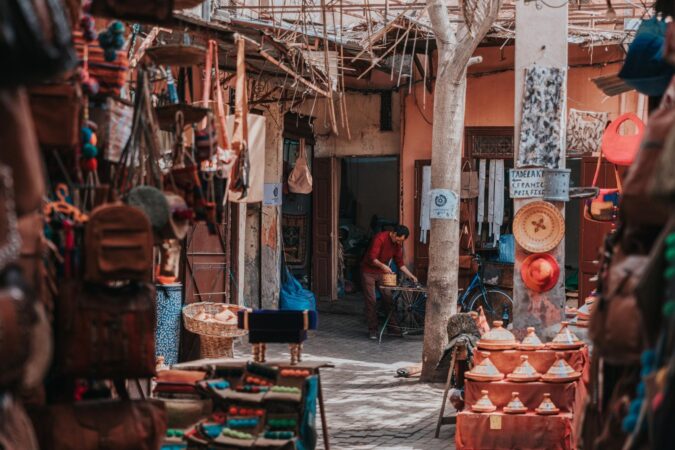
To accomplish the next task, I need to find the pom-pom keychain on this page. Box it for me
[98,21,125,62]
[80,124,99,173]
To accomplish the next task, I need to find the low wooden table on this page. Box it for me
[175,358,334,449]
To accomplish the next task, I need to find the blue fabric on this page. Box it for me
[497,234,515,264]
[619,17,674,96]
[297,375,318,450]
[155,284,182,365]
[280,266,317,311]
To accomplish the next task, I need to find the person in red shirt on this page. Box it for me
[361,225,418,339]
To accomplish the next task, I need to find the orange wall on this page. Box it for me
[401,47,642,261]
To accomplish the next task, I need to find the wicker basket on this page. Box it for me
[182,302,248,358]
[381,273,397,287]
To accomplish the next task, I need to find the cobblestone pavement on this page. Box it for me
[253,312,457,450]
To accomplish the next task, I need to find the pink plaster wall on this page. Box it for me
[400,46,641,262]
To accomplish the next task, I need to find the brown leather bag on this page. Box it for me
[0,268,35,390]
[28,82,81,149]
[0,88,45,216]
[90,0,174,23]
[84,203,153,283]
[29,399,167,450]
[288,140,313,194]
[589,243,646,366]
[56,280,156,378]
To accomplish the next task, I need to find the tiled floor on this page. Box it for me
[238,312,456,450]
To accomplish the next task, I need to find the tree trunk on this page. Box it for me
[421,0,502,382]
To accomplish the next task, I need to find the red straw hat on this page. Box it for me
[521,253,560,293]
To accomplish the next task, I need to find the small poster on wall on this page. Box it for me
[263,183,282,206]
[429,189,458,220]
[510,168,544,198]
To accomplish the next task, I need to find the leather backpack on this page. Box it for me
[0,267,34,390]
[56,280,156,378]
[84,203,153,283]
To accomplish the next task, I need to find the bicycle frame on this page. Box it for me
[457,257,493,315]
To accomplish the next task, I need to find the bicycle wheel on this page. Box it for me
[394,290,426,335]
[469,289,514,327]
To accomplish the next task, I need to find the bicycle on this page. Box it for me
[457,254,514,327]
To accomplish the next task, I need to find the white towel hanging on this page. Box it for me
[488,160,496,240]
[493,160,505,245]
[420,165,431,243]
[477,159,486,237]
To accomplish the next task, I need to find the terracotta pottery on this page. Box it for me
[466,352,504,382]
[541,352,581,383]
[471,390,497,413]
[518,327,545,351]
[549,321,584,350]
[507,355,542,382]
[477,320,517,350]
[503,392,528,414]
[535,393,560,415]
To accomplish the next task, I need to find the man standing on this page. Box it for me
[361,225,418,340]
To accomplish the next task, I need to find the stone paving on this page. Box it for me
[255,312,457,450]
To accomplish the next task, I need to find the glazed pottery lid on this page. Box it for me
[544,352,580,379]
[471,390,497,412]
[510,355,541,378]
[506,392,527,410]
[536,393,559,413]
[513,201,565,253]
[468,352,504,378]
[551,321,582,346]
[479,320,516,345]
[577,298,595,320]
[520,327,544,348]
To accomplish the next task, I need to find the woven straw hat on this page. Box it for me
[513,201,565,253]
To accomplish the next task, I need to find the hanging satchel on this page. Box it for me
[0,88,46,217]
[56,280,156,378]
[0,0,77,88]
[584,149,622,223]
[566,108,608,157]
[288,139,313,194]
[29,398,167,450]
[83,203,153,284]
[90,0,174,24]
[601,113,645,166]
[0,268,34,390]
[101,97,134,163]
[460,160,478,199]
[28,82,82,149]
[589,233,646,366]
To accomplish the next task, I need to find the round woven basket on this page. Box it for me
[182,302,248,358]
[381,273,397,287]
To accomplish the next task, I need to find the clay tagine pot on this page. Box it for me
[518,327,545,351]
[503,392,528,414]
[535,393,560,415]
[471,390,497,413]
[477,320,517,350]
[541,352,581,383]
[507,355,542,382]
[576,297,595,321]
[548,321,584,350]
[466,352,504,382]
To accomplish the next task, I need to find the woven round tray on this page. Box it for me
[182,302,248,358]
[513,201,565,253]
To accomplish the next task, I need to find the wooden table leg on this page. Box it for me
[317,371,331,450]
[435,348,457,438]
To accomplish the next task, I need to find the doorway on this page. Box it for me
[338,156,400,298]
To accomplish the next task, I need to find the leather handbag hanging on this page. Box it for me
[0,87,46,217]
[584,149,622,223]
[288,139,313,194]
[90,0,174,24]
[83,203,153,284]
[601,113,645,166]
[460,160,478,199]
[56,280,156,378]
[589,232,645,366]
[28,82,82,149]
[29,398,167,450]
[0,0,77,88]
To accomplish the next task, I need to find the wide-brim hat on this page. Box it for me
[161,192,191,240]
[513,201,565,253]
[521,253,560,293]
